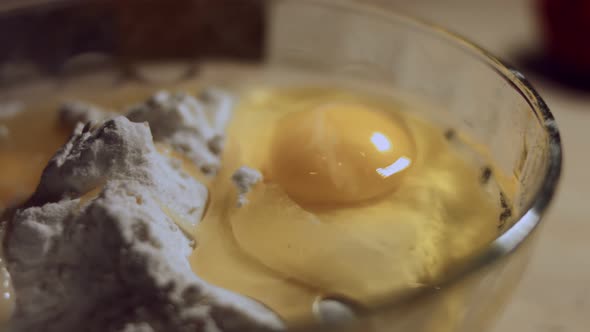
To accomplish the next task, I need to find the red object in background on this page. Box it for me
[538,0,590,73]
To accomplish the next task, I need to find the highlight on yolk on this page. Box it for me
[269,103,416,205]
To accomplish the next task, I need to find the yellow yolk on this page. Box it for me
[269,104,415,205]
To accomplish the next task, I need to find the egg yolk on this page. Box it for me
[269,103,415,205]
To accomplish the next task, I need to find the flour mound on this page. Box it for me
[6,109,282,331]
[231,167,263,207]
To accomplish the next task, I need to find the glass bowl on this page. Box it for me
[0,0,562,331]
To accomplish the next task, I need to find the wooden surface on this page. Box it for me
[377,1,588,331]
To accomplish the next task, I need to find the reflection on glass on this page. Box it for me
[371,132,392,152]
[376,157,412,178]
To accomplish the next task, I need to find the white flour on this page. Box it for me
[5,92,283,332]
[60,88,234,176]
[231,167,263,207]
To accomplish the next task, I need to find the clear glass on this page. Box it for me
[0,0,562,331]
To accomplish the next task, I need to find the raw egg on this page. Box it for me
[194,86,503,323]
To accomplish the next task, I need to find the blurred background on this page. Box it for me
[0,0,587,331]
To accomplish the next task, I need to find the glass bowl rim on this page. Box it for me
[0,0,563,327]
